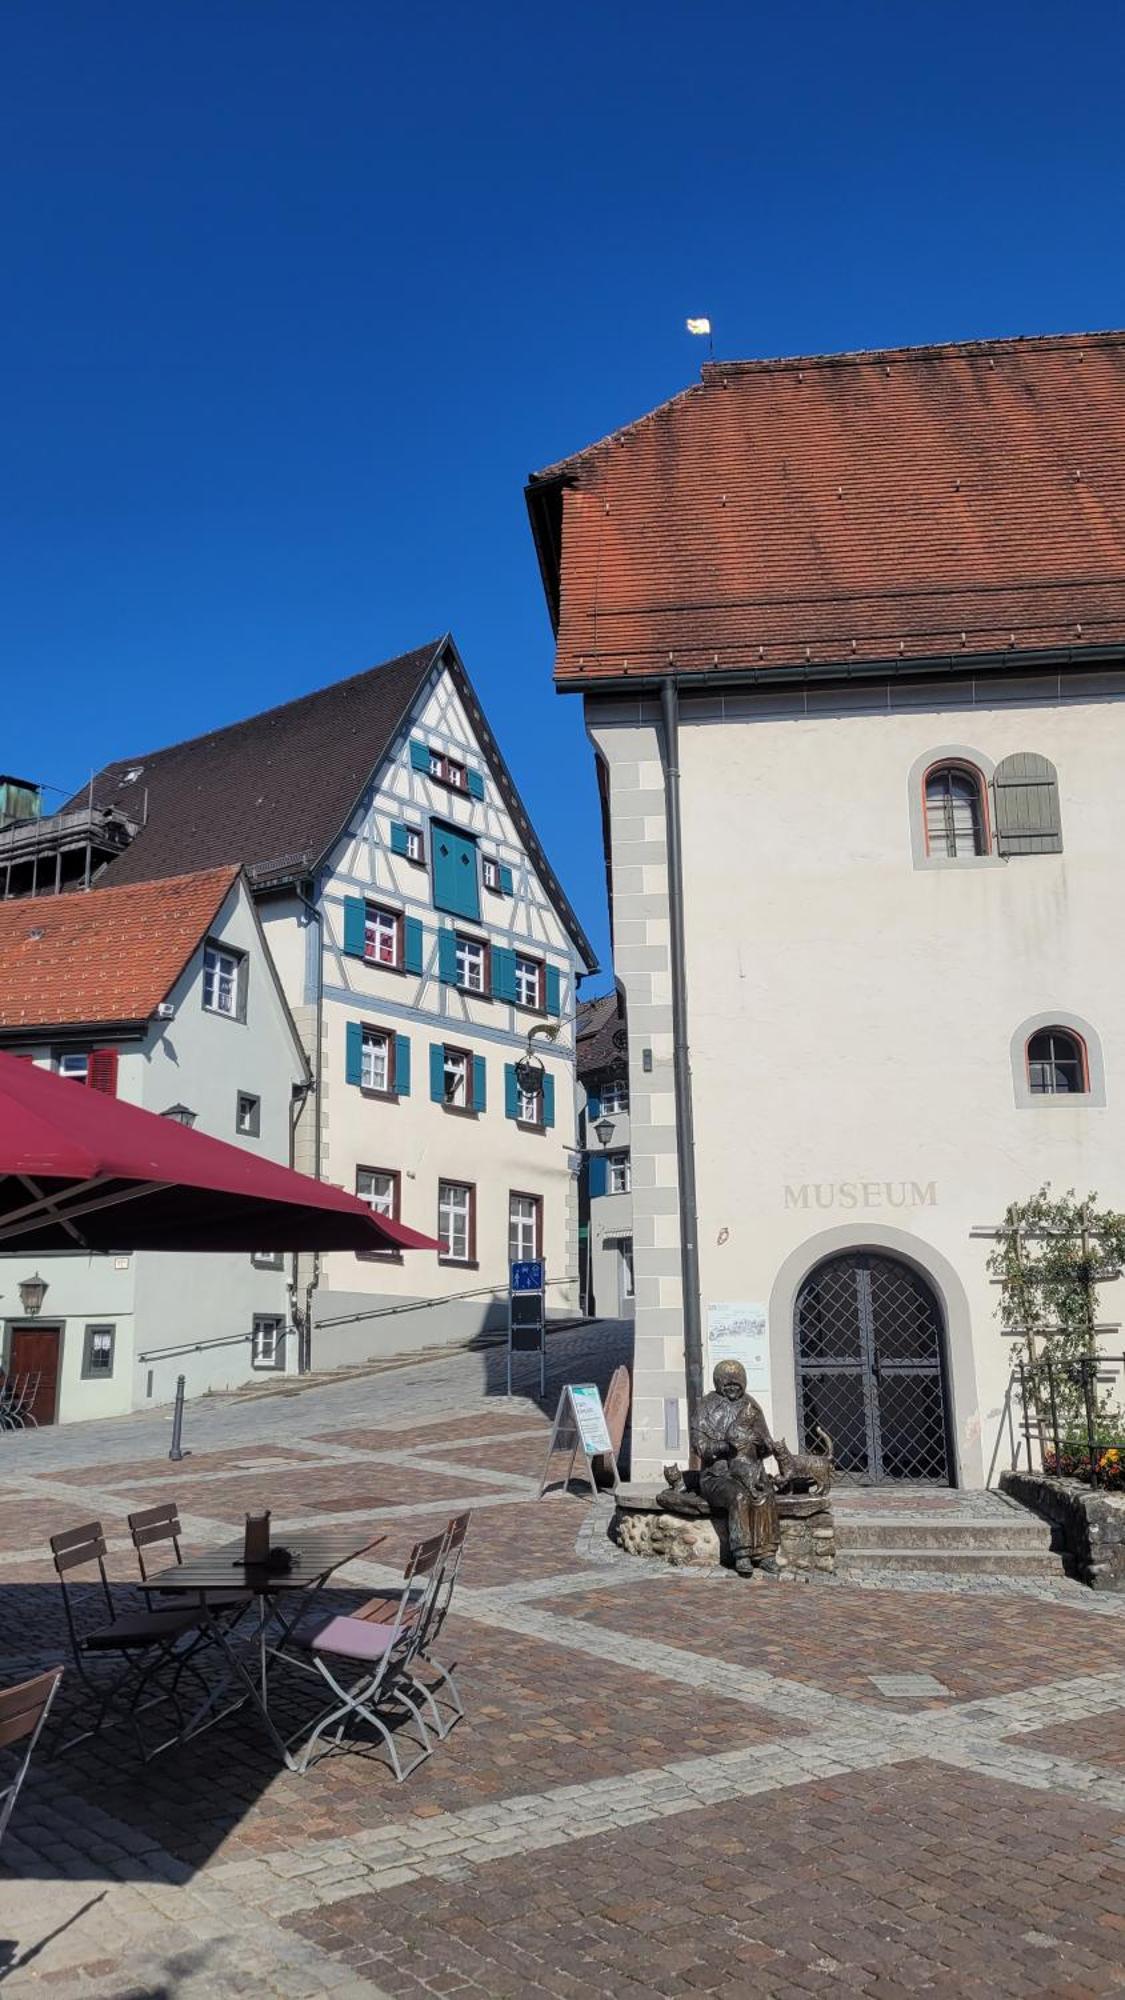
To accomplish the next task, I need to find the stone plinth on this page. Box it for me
[612,1485,836,1575]
[1001,1468,1125,1590]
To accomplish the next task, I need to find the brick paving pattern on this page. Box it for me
[1,1320,1124,1996]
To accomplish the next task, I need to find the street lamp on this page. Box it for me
[594,1117,616,1148]
[17,1273,48,1317]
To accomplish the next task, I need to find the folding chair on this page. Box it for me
[408,1510,471,1740]
[0,1668,62,1849]
[128,1502,251,1619]
[295,1533,447,1781]
[50,1521,205,1760]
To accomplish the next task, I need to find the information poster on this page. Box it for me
[567,1383,612,1456]
[706,1302,769,1396]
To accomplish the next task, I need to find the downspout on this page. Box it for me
[659,678,705,1439]
[292,883,324,1374]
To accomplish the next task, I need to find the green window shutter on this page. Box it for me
[342,897,367,959]
[493,947,517,1003]
[432,823,481,920]
[504,1063,520,1120]
[472,1055,487,1112]
[345,1020,364,1086]
[438,927,459,984]
[994,753,1063,856]
[542,1074,556,1128]
[589,1153,608,1198]
[390,824,409,857]
[499,864,514,895]
[394,1033,411,1096]
[410,740,431,773]
[404,917,423,975]
[429,1043,445,1102]
[544,965,561,1016]
[467,769,485,801]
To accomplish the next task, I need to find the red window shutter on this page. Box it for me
[87,1049,118,1096]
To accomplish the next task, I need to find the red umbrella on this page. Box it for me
[0,1051,437,1255]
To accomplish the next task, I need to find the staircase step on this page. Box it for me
[835,1519,1054,1552]
[836,1545,1064,1577]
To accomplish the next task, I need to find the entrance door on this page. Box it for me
[7,1324,62,1425]
[794,1253,951,1483]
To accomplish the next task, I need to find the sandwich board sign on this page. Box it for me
[538,1382,620,1498]
[507,1258,546,1395]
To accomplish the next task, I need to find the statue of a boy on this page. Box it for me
[693,1358,782,1579]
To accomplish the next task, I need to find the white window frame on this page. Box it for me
[456,936,486,994]
[438,1180,473,1262]
[361,1027,392,1093]
[251,1315,285,1370]
[364,904,400,968]
[619,1238,635,1302]
[608,1151,631,1195]
[203,942,244,1018]
[405,826,423,863]
[443,1047,470,1107]
[600,1079,628,1115]
[482,857,500,891]
[236,1091,260,1136]
[518,1081,542,1125]
[56,1050,90,1083]
[514,954,541,1009]
[508,1192,540,1264]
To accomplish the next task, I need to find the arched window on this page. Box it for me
[1027,1028,1087,1096]
[924,763,987,859]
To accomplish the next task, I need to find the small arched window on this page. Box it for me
[924,763,987,859]
[1027,1028,1087,1096]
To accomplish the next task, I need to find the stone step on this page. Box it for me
[835,1544,1064,1577]
[834,1518,1055,1552]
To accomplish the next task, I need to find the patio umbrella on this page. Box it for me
[0,1051,437,1254]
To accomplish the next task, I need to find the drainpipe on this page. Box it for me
[659,678,705,1441]
[292,883,324,1374]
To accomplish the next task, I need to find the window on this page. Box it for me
[236,1091,260,1137]
[514,954,541,1009]
[608,1151,631,1195]
[364,903,401,968]
[619,1238,635,1301]
[601,1079,629,1115]
[404,827,423,863]
[924,764,987,859]
[361,1027,392,1093]
[57,1050,89,1083]
[443,1047,470,1107]
[251,1250,284,1269]
[1027,1028,1087,1096]
[429,749,466,789]
[251,1315,286,1370]
[203,942,245,1018]
[81,1323,115,1379]
[356,1167,401,1259]
[455,935,487,994]
[518,1080,542,1125]
[482,857,500,891]
[509,1192,542,1264]
[438,1180,474,1262]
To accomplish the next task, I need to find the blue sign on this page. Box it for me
[510,1260,545,1293]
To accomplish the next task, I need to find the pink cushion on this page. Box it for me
[310,1615,400,1662]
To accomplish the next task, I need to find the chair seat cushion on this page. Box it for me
[83,1608,199,1650]
[310,1615,400,1663]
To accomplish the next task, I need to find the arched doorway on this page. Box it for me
[794,1251,953,1484]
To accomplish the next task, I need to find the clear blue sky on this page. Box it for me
[3,2,1123,982]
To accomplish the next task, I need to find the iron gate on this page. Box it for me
[794,1252,952,1483]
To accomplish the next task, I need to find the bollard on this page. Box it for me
[168,1373,187,1462]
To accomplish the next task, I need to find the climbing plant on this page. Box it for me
[988,1185,1125,1444]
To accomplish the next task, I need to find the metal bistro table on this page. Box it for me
[149,1530,384,1770]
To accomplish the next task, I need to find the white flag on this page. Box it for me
[686,317,711,336]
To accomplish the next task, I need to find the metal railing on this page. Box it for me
[988,1352,1125,1489]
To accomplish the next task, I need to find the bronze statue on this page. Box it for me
[690,1358,782,1579]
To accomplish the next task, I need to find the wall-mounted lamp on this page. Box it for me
[17,1273,48,1317]
[594,1117,616,1149]
[161,1104,197,1128]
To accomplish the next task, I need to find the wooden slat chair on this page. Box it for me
[295,1533,447,1782]
[0,1668,62,1848]
[128,1502,251,1618]
[49,1521,205,1760]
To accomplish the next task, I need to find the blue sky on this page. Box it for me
[3,2,1123,982]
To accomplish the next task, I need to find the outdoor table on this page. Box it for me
[148,1529,384,1769]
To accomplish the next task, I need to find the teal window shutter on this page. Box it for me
[467,769,485,801]
[343,897,367,959]
[504,1063,520,1120]
[394,1033,411,1096]
[345,1021,363,1086]
[544,965,561,1016]
[493,947,516,1003]
[472,1055,487,1112]
[410,740,431,773]
[542,1074,556,1128]
[499,864,514,895]
[429,1043,445,1102]
[404,917,423,975]
[432,823,481,920]
[586,1089,601,1121]
[589,1153,608,1198]
[438,927,459,984]
[390,824,409,857]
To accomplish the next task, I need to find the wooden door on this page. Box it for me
[7,1325,62,1425]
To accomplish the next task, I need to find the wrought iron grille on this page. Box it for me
[795,1252,951,1484]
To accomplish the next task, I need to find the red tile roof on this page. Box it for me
[0,866,240,1030]
[527,332,1125,684]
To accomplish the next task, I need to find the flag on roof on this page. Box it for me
[686,317,711,335]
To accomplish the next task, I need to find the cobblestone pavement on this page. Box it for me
[3,1322,1125,1996]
